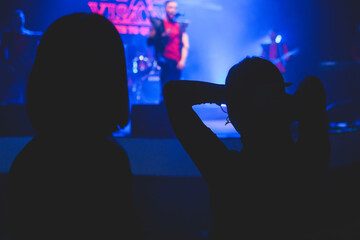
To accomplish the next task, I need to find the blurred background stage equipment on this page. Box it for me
[318,60,360,133]
[0,0,360,137]
[129,53,161,104]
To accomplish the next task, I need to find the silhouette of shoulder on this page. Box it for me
[8,135,140,239]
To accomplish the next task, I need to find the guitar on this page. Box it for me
[271,48,300,65]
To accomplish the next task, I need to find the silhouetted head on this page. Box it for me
[26,13,129,136]
[225,57,289,136]
[11,9,25,31]
[165,1,178,21]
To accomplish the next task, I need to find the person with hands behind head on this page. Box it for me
[163,57,330,239]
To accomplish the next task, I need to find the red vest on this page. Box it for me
[163,19,181,62]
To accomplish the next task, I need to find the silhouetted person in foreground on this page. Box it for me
[163,57,330,239]
[292,75,331,238]
[7,13,141,240]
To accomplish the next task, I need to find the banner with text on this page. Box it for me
[88,0,166,36]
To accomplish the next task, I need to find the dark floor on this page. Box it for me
[1,162,360,239]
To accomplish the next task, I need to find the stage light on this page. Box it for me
[133,61,138,74]
[275,35,282,43]
[337,122,348,128]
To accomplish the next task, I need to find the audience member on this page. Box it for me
[8,13,142,240]
[163,57,330,239]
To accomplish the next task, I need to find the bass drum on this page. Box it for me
[129,55,161,104]
[131,55,152,76]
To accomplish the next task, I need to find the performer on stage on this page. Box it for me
[0,9,42,104]
[261,30,289,73]
[147,0,189,101]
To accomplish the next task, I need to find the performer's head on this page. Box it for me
[26,13,129,135]
[225,57,290,136]
[165,1,178,21]
[11,9,25,31]
[269,29,278,43]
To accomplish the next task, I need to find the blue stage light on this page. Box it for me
[337,122,348,128]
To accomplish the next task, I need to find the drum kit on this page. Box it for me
[129,54,161,104]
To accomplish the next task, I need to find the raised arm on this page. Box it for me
[163,80,230,183]
[295,76,330,189]
[148,26,157,39]
[147,18,164,46]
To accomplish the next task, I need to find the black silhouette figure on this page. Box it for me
[163,57,330,239]
[291,75,331,238]
[7,13,142,240]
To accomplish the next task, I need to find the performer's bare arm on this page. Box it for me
[177,32,189,70]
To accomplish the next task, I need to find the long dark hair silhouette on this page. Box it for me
[26,13,129,135]
[8,13,141,240]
